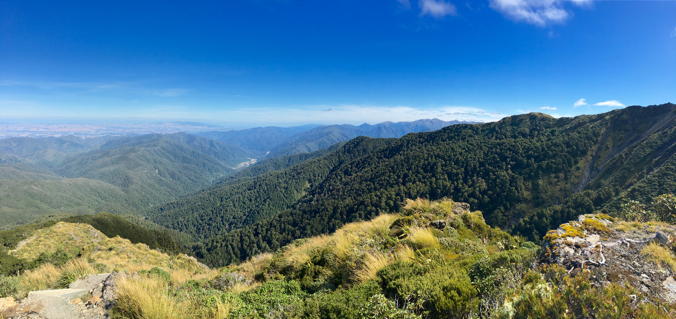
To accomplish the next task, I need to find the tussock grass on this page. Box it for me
[283,235,331,266]
[115,275,235,319]
[332,214,397,259]
[115,276,186,319]
[641,243,676,272]
[394,245,416,262]
[17,263,60,294]
[404,198,454,215]
[408,227,440,249]
[356,251,393,282]
[58,259,95,286]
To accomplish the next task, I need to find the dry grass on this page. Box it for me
[356,251,393,282]
[408,227,440,249]
[332,214,398,259]
[17,264,60,294]
[10,222,207,278]
[10,222,105,261]
[394,245,416,262]
[115,276,187,319]
[283,235,331,266]
[641,243,676,272]
[403,198,454,215]
[115,275,237,319]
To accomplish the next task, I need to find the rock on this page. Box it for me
[210,272,249,291]
[662,276,676,303]
[452,202,470,214]
[653,232,670,245]
[429,220,446,229]
[543,216,676,305]
[0,296,17,311]
[22,288,89,319]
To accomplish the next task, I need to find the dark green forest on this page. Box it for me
[150,104,674,266]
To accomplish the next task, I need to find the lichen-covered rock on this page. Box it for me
[544,214,676,303]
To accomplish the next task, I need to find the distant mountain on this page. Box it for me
[55,133,253,208]
[197,119,465,158]
[268,119,466,157]
[0,133,253,226]
[149,104,675,266]
[0,136,113,166]
[196,125,317,156]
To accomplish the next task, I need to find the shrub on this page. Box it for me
[358,294,421,319]
[0,276,18,298]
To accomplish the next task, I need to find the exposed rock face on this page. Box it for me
[1,273,122,319]
[544,214,676,304]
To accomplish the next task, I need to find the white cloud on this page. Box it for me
[127,105,506,125]
[419,0,456,18]
[489,0,592,26]
[594,100,625,107]
[540,106,557,111]
[573,98,587,107]
[397,0,412,8]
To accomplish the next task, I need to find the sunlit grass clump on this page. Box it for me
[641,243,676,272]
[407,227,440,249]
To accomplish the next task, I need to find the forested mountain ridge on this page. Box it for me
[0,133,253,226]
[152,104,675,266]
[149,138,393,240]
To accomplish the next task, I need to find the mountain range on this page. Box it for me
[148,104,675,266]
[0,119,459,226]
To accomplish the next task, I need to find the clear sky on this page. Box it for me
[1,0,675,126]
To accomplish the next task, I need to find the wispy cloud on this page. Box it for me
[152,88,189,97]
[0,80,126,90]
[489,0,593,26]
[573,98,587,107]
[594,100,624,107]
[123,105,506,124]
[419,0,457,18]
[540,106,557,111]
[0,79,188,98]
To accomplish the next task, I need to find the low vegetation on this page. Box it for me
[2,198,674,318]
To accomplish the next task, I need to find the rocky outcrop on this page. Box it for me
[0,273,122,319]
[544,214,676,303]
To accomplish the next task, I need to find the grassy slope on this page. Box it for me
[69,199,676,318]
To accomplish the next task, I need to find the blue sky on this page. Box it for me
[1,0,675,126]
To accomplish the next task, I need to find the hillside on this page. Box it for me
[150,138,392,240]
[2,199,673,318]
[0,133,254,226]
[0,136,113,167]
[149,104,675,266]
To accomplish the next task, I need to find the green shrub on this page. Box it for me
[140,267,172,282]
[0,275,18,298]
[358,294,421,319]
